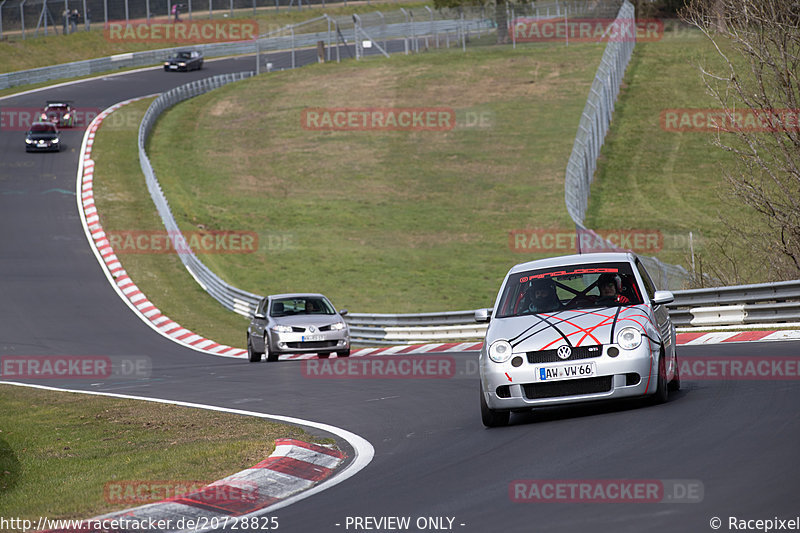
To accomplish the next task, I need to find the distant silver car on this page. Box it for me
[476,252,679,427]
[247,293,350,362]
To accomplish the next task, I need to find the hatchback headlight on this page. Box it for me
[488,340,513,363]
[272,325,292,333]
[330,322,346,331]
[618,327,642,350]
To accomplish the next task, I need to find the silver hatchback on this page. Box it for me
[247,293,350,362]
[477,253,679,427]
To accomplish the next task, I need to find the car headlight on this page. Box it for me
[25,139,34,144]
[272,325,292,333]
[51,138,59,143]
[488,340,513,363]
[330,322,346,331]
[618,327,642,350]
[164,62,170,65]
[40,114,47,120]
[63,113,70,119]
[178,62,186,66]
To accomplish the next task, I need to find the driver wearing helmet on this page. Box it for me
[596,273,630,305]
[518,278,562,314]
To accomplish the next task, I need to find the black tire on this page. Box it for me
[337,350,351,357]
[265,339,278,362]
[651,351,669,404]
[480,383,510,427]
[668,350,681,391]
[247,336,261,363]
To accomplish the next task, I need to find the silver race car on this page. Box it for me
[247,293,350,362]
[477,252,679,427]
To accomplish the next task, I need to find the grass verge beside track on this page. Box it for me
[586,28,763,280]
[146,43,606,314]
[92,99,247,348]
[0,384,331,521]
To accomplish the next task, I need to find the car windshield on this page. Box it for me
[46,104,68,110]
[495,262,643,318]
[177,52,191,58]
[29,123,56,133]
[270,297,335,317]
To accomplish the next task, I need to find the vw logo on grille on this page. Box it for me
[557,345,572,360]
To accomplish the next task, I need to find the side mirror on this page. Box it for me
[652,290,674,305]
[254,312,266,320]
[339,309,349,316]
[474,308,492,323]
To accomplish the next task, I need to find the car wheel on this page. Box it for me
[247,335,261,362]
[265,338,278,362]
[480,383,510,427]
[337,350,350,357]
[651,351,669,404]
[668,350,681,391]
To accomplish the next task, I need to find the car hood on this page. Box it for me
[490,305,655,352]
[271,314,343,328]
[27,133,58,140]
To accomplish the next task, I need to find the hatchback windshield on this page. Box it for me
[29,123,56,133]
[495,263,643,318]
[270,297,335,317]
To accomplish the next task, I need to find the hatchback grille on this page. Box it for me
[526,345,603,364]
[286,341,338,349]
[522,376,612,399]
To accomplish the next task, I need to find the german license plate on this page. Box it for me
[169,65,178,69]
[302,334,324,342]
[537,362,596,382]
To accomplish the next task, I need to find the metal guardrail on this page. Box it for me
[128,8,800,346]
[0,11,492,89]
[346,281,800,344]
[138,71,264,318]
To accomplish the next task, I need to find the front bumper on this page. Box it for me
[26,141,59,151]
[266,329,350,355]
[480,341,659,410]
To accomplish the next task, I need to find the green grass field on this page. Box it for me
[0,385,331,521]
[145,42,606,316]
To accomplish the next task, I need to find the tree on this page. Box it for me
[681,0,800,277]
[432,0,509,44]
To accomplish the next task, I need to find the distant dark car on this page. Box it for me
[25,122,61,152]
[40,101,75,127]
[163,50,203,72]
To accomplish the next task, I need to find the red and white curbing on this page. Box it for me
[78,98,248,359]
[79,101,800,363]
[44,439,345,532]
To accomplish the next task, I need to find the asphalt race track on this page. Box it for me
[1,49,800,533]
